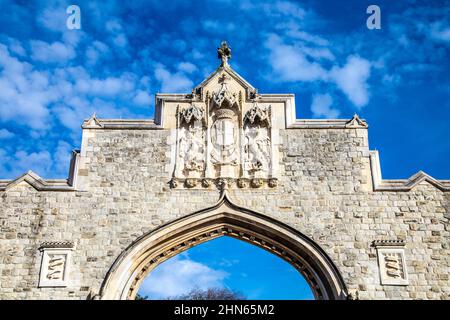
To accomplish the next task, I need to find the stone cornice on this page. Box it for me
[39,241,75,250]
[288,115,368,129]
[82,117,162,130]
[372,240,406,248]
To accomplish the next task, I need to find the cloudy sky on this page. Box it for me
[0,0,449,180]
[138,237,314,300]
[0,0,449,299]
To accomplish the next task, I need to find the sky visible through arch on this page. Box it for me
[0,0,449,180]
[137,236,315,300]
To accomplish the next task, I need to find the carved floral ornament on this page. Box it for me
[243,102,271,127]
[212,74,237,108]
[178,104,205,125]
[170,177,279,190]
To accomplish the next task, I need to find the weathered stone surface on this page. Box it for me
[0,50,449,300]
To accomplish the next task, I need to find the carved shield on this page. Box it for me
[212,119,236,149]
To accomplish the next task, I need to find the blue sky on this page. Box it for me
[138,237,314,300]
[0,0,449,180]
[0,0,449,299]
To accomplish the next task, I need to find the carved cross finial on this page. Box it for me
[217,41,231,67]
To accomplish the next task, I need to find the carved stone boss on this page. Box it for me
[172,73,276,189]
[373,240,409,286]
[38,241,74,287]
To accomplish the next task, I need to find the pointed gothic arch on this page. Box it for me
[98,192,348,300]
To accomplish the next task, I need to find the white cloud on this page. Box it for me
[138,254,228,299]
[241,0,306,20]
[85,40,110,65]
[75,74,135,97]
[310,93,340,118]
[6,37,26,56]
[30,40,76,64]
[0,44,53,129]
[37,5,68,32]
[330,56,371,108]
[10,150,52,178]
[202,20,236,33]
[177,62,197,74]
[154,64,193,93]
[430,22,450,43]
[54,140,72,176]
[133,90,152,107]
[0,129,14,139]
[265,34,327,82]
[105,19,129,50]
[266,35,371,108]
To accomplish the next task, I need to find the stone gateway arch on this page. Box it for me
[0,43,449,300]
[99,192,347,300]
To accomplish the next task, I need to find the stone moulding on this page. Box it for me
[39,241,75,250]
[372,240,406,248]
[82,118,162,130]
[169,177,279,190]
[98,191,348,300]
[1,140,449,193]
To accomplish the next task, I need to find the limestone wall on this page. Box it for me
[0,126,448,300]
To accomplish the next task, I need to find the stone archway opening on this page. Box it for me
[98,192,348,300]
[136,235,316,300]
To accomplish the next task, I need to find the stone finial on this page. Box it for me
[217,41,231,67]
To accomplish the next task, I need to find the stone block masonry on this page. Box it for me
[0,44,448,299]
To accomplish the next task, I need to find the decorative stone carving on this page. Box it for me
[170,44,278,189]
[211,117,239,166]
[243,103,273,177]
[176,104,206,177]
[38,242,74,287]
[217,178,232,190]
[244,127,271,172]
[179,104,204,124]
[345,114,368,128]
[268,178,278,188]
[217,41,231,67]
[201,179,211,188]
[237,179,248,188]
[243,102,271,127]
[251,178,264,188]
[185,178,198,188]
[374,240,408,286]
[169,178,178,188]
[213,74,237,108]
